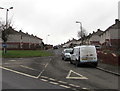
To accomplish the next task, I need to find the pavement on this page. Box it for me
[98,61,119,75]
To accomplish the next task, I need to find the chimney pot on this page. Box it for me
[115,19,119,24]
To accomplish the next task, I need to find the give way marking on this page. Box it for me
[66,70,88,79]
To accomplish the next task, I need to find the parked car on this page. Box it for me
[53,46,58,49]
[95,45,101,50]
[70,45,98,67]
[61,48,73,61]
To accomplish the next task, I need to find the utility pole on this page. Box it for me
[0,7,13,53]
[76,21,83,45]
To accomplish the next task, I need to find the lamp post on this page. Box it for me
[76,21,83,45]
[0,7,13,29]
[0,7,13,53]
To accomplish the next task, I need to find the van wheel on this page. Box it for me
[75,60,79,67]
[93,62,98,67]
[70,60,73,64]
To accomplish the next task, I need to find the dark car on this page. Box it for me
[53,46,58,49]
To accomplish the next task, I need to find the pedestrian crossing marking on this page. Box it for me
[66,70,88,79]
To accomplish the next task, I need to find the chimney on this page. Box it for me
[115,19,119,24]
[97,29,101,31]
[19,30,22,32]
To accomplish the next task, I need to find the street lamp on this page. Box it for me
[0,7,13,53]
[0,7,13,29]
[76,21,83,45]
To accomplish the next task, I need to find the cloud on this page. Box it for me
[0,0,119,45]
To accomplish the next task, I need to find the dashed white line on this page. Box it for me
[41,76,49,79]
[82,87,88,89]
[59,85,71,88]
[69,84,80,88]
[40,79,48,82]
[49,81,58,85]
[48,78,56,81]
[58,81,67,84]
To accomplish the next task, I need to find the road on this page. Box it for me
[1,48,119,91]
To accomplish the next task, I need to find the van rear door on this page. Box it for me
[80,46,97,62]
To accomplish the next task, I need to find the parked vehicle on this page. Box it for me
[61,48,73,61]
[53,46,58,49]
[95,45,101,50]
[70,45,98,67]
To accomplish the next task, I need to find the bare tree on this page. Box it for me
[0,20,13,53]
[77,27,88,38]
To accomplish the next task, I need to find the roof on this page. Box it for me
[99,19,120,36]
[8,27,42,40]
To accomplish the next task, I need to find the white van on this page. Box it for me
[70,45,98,67]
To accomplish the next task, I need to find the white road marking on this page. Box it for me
[20,65,38,71]
[66,70,88,79]
[49,81,58,85]
[58,81,67,84]
[45,63,49,68]
[59,85,71,88]
[69,84,80,87]
[0,66,87,89]
[82,87,88,89]
[9,60,16,61]
[0,66,37,79]
[40,79,48,82]
[37,60,51,78]
[37,69,45,78]
[41,76,49,79]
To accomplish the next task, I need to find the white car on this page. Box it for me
[61,48,73,61]
[70,45,98,67]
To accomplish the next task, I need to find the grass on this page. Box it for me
[2,50,53,58]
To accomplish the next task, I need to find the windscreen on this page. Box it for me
[65,49,73,53]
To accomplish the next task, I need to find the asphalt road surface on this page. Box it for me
[1,48,119,91]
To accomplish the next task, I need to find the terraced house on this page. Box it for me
[2,27,43,50]
[100,19,120,50]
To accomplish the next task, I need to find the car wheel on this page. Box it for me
[75,60,79,67]
[70,60,73,64]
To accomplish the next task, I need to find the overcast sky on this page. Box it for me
[0,0,119,45]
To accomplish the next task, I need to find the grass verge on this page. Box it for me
[2,50,53,58]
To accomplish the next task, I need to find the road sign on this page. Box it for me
[2,44,6,47]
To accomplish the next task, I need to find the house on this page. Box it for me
[99,19,120,50]
[88,29,103,45]
[62,38,78,48]
[2,27,43,50]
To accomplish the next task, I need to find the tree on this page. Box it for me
[0,20,12,53]
[77,27,88,38]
